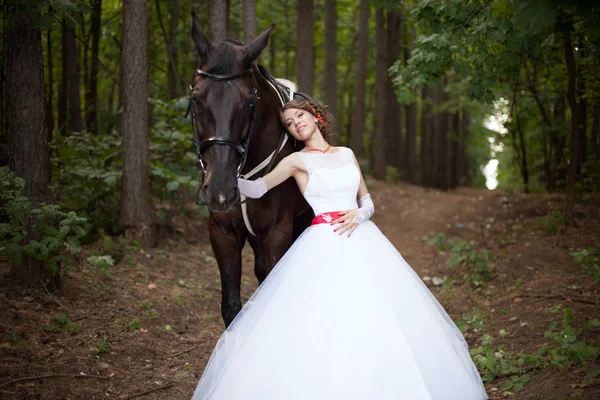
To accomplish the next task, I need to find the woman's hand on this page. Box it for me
[331,209,359,238]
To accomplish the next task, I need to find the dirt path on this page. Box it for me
[1,181,598,399]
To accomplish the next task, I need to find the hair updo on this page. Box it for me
[280,98,334,140]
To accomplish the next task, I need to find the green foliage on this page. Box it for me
[91,336,111,355]
[570,247,599,284]
[50,132,122,235]
[544,306,599,368]
[465,305,600,393]
[128,319,142,331]
[0,167,87,273]
[532,209,565,235]
[9,329,26,346]
[86,255,115,278]
[423,233,493,288]
[55,314,80,332]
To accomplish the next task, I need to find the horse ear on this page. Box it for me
[191,12,212,64]
[242,24,275,68]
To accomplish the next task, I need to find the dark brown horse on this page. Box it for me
[189,14,312,327]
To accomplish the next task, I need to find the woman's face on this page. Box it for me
[281,107,318,141]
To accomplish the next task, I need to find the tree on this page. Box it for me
[296,0,314,94]
[46,27,55,141]
[404,27,417,183]
[243,0,257,42]
[209,0,228,43]
[86,0,102,133]
[323,0,337,144]
[385,9,402,172]
[5,3,55,287]
[64,23,84,132]
[350,0,369,158]
[120,0,157,247]
[373,8,387,179]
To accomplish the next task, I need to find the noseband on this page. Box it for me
[187,69,259,179]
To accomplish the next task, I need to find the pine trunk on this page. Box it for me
[64,23,84,132]
[167,0,182,98]
[243,0,257,42]
[373,9,387,180]
[349,0,369,158]
[296,0,315,95]
[385,10,402,173]
[404,28,417,184]
[323,0,338,144]
[86,0,102,133]
[46,28,55,142]
[6,4,56,288]
[563,30,579,226]
[592,99,600,159]
[208,0,228,42]
[59,21,68,134]
[120,0,158,247]
[420,87,433,186]
[457,109,470,185]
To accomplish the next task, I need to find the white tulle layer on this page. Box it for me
[192,221,488,400]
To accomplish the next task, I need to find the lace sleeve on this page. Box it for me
[352,194,374,224]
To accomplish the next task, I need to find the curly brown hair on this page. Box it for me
[280,98,335,141]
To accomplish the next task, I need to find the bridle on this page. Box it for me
[187,68,259,179]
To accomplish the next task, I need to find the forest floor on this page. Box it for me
[1,180,599,400]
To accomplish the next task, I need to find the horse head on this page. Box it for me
[190,14,274,213]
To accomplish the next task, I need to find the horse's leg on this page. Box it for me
[247,236,267,284]
[209,216,246,327]
[293,208,314,241]
[261,223,295,274]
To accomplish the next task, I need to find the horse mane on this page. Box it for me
[204,38,244,74]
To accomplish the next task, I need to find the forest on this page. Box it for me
[1,0,599,398]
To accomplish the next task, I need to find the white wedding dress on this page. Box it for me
[192,147,488,400]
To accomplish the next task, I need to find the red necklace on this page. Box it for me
[306,144,331,153]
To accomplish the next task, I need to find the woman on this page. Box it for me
[192,99,488,400]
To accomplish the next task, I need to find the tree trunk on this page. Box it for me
[373,9,387,180]
[156,0,183,99]
[457,108,470,185]
[296,0,314,95]
[592,99,600,159]
[431,83,443,188]
[243,0,257,42]
[563,29,579,226]
[58,21,68,134]
[168,0,182,98]
[349,0,369,158]
[120,0,158,247]
[420,87,433,187]
[450,111,459,188]
[46,27,55,142]
[6,4,56,288]
[86,0,102,134]
[437,79,451,190]
[385,10,402,172]
[284,0,291,78]
[64,23,84,132]
[404,28,417,183]
[514,105,530,193]
[208,0,228,42]
[323,0,337,144]
[577,87,587,174]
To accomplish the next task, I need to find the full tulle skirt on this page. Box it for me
[192,221,488,400]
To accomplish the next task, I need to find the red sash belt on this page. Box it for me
[311,211,344,226]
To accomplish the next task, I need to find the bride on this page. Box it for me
[192,99,488,399]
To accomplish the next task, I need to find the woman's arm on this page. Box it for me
[352,152,370,200]
[237,153,302,199]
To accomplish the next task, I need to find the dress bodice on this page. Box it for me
[297,147,360,215]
